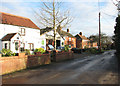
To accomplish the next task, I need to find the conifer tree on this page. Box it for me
[114,16,120,59]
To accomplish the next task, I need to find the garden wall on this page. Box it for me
[0,53,51,75]
[27,53,51,68]
[0,51,74,75]
[0,53,27,75]
[53,51,74,62]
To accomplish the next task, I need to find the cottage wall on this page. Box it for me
[0,24,45,52]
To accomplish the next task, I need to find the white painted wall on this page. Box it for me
[0,40,2,51]
[39,35,46,50]
[40,30,64,49]
[0,24,43,53]
[0,24,65,53]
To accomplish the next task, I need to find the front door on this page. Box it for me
[56,40,60,49]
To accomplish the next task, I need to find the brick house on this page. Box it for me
[75,32,98,49]
[57,26,76,48]
[75,32,90,49]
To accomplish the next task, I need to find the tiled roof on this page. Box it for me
[76,34,89,40]
[40,27,53,35]
[40,27,75,38]
[57,28,75,38]
[0,12,40,29]
[1,33,17,41]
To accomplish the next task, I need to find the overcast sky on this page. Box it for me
[0,0,118,37]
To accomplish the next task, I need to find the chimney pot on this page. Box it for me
[67,29,69,33]
[79,32,82,35]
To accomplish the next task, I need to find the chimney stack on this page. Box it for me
[79,32,82,35]
[67,29,69,33]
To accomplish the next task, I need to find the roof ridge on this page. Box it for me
[0,12,30,20]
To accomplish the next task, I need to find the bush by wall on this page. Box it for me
[34,48,45,54]
[64,45,69,52]
[24,49,30,55]
[0,49,15,57]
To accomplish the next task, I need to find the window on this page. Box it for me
[15,42,19,50]
[29,43,34,51]
[41,40,44,45]
[62,42,64,45]
[69,38,71,41]
[72,44,74,47]
[21,28,25,36]
[48,40,52,44]
[23,43,25,48]
[5,43,7,49]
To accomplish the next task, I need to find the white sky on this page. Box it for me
[0,0,118,37]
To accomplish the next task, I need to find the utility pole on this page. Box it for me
[99,12,101,52]
[53,0,56,50]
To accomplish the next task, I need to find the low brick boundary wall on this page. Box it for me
[0,53,51,75]
[27,54,51,68]
[53,51,74,62]
[0,51,74,75]
[0,53,27,75]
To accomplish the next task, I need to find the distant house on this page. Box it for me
[75,32,98,49]
[0,12,42,53]
[57,26,76,48]
[75,32,90,49]
[40,27,64,50]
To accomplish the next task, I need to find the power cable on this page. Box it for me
[98,0,101,12]
[101,15,114,25]
[101,11,117,18]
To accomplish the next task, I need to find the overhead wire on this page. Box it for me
[98,0,101,13]
[101,14,114,25]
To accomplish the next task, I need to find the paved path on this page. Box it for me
[2,50,119,84]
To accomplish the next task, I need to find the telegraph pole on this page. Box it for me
[98,0,101,52]
[99,12,101,52]
[53,0,56,50]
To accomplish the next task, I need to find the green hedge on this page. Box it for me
[1,49,15,57]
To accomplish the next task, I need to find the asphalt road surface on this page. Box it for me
[2,50,119,84]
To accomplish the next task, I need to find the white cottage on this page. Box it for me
[40,27,64,50]
[0,12,45,53]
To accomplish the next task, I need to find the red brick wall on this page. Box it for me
[92,42,98,48]
[0,53,27,75]
[76,40,82,48]
[0,53,51,75]
[64,37,76,48]
[27,54,51,68]
[55,51,74,62]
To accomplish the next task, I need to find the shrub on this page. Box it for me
[71,48,81,53]
[64,45,69,52]
[1,49,15,57]
[24,49,30,55]
[86,48,98,54]
[34,48,45,54]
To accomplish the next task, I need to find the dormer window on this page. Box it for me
[21,28,25,36]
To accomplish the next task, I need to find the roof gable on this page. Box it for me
[40,27,75,38]
[56,28,75,38]
[0,12,40,30]
[1,33,17,41]
[40,27,53,35]
[76,34,89,40]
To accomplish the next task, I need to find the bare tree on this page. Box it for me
[33,0,73,50]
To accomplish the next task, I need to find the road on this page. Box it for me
[2,50,119,84]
